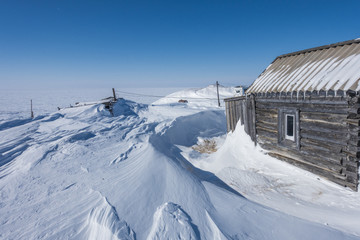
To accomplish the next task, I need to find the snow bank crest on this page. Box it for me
[205,211,227,240]
[112,99,147,117]
[152,85,235,108]
[147,202,199,240]
[82,197,135,240]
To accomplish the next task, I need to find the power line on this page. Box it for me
[115,89,228,101]
[59,87,230,111]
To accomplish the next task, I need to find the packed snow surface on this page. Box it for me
[0,85,359,239]
[0,87,182,122]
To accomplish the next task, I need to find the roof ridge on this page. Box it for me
[275,39,360,60]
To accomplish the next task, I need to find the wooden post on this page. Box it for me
[250,94,256,146]
[216,81,220,107]
[31,99,34,118]
[112,88,116,101]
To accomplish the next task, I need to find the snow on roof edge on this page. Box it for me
[246,39,360,94]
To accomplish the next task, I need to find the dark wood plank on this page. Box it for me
[300,129,349,146]
[257,128,277,139]
[301,137,343,154]
[300,112,347,124]
[259,142,344,172]
[300,120,347,133]
[267,152,357,190]
[256,122,277,132]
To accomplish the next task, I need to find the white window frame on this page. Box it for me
[285,114,295,141]
[278,108,300,149]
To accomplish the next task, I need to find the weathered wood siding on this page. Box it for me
[225,95,256,143]
[225,91,360,191]
[225,96,243,132]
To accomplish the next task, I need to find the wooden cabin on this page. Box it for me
[225,39,360,190]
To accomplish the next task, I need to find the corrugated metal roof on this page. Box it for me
[246,39,360,94]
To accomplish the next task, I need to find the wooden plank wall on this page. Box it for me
[225,91,359,190]
[254,91,359,190]
[247,95,256,143]
[225,95,257,143]
[225,96,245,132]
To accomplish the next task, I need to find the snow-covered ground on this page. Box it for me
[0,85,359,239]
[0,87,182,122]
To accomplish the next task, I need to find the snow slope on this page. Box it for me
[152,84,235,108]
[182,115,360,237]
[0,86,359,239]
[0,87,182,122]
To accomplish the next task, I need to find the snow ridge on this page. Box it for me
[205,211,227,240]
[0,85,359,239]
[147,202,199,240]
[81,196,135,240]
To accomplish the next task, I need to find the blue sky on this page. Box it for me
[1,0,359,89]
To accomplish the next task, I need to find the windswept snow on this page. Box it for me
[79,194,135,240]
[0,85,359,239]
[0,87,182,122]
[152,84,235,108]
[182,108,360,236]
[147,202,199,240]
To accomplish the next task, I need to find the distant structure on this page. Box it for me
[234,85,246,96]
[225,39,360,191]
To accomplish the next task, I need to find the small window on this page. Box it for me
[278,108,299,149]
[285,114,295,141]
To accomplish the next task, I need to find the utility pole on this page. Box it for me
[30,99,34,118]
[216,81,220,107]
[112,88,116,101]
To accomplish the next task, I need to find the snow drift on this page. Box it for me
[147,202,199,240]
[0,86,359,239]
[80,195,135,240]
